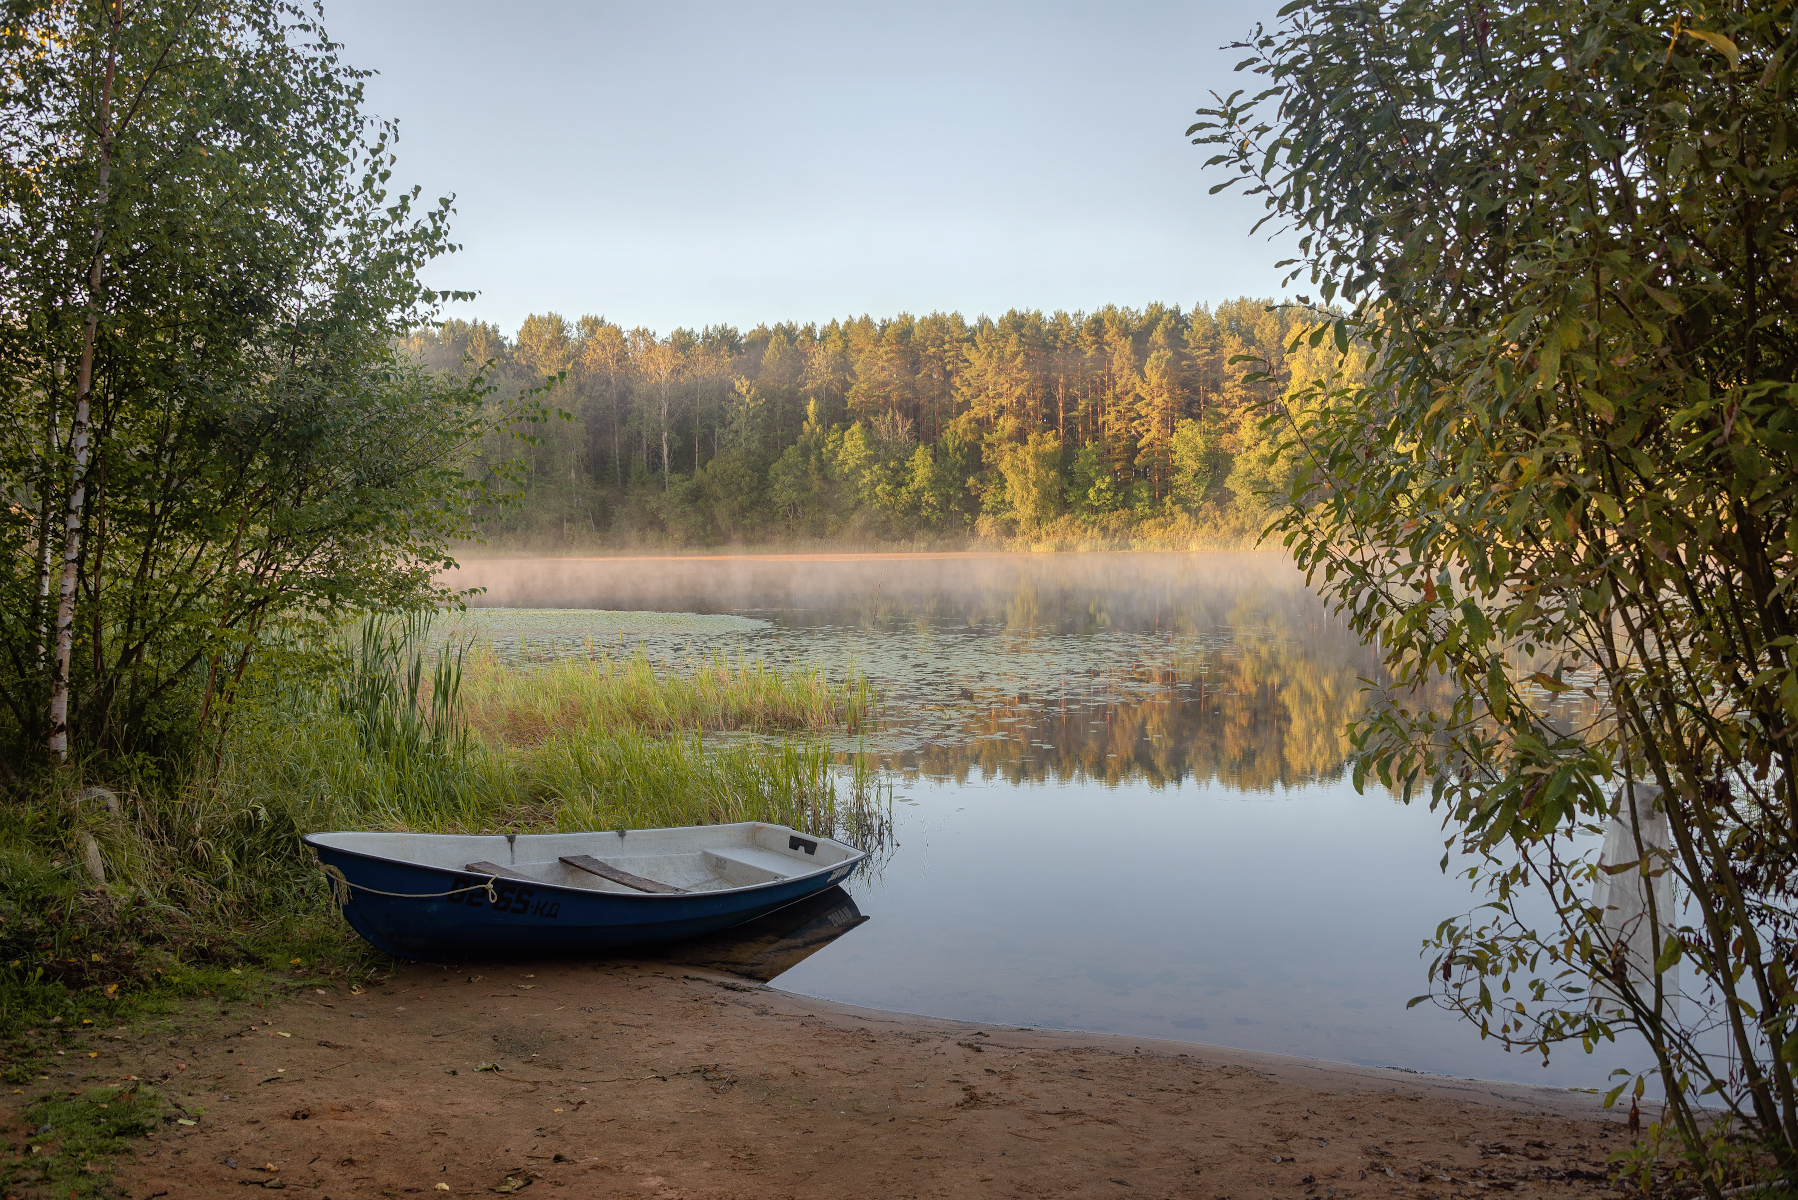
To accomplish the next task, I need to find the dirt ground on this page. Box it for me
[8,952,1635,1200]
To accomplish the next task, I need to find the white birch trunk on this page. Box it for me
[48,8,119,760]
[32,384,58,664]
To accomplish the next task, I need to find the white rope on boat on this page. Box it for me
[320,863,499,910]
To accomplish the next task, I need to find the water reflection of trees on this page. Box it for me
[889,590,1389,792]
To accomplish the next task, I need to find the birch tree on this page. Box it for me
[0,0,496,761]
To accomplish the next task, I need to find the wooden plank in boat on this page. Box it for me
[559,854,685,894]
[465,860,539,883]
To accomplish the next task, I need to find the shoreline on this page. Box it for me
[758,984,1620,1121]
[56,956,1628,1199]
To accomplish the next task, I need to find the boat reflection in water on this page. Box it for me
[638,885,869,982]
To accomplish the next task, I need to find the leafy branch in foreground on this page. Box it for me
[1193,0,1796,1191]
[0,0,549,767]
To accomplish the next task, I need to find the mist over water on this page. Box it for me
[449,549,1301,619]
[439,550,1636,1089]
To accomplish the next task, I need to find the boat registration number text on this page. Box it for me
[445,875,562,920]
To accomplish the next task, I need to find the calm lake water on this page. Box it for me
[444,551,1633,1090]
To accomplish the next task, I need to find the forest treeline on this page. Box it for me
[403,298,1349,549]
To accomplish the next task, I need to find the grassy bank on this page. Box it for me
[0,617,883,1049]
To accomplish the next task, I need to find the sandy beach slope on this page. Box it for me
[23,957,1635,1199]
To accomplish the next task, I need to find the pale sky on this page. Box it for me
[329,0,1292,336]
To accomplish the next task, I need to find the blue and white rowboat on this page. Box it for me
[304,822,866,961]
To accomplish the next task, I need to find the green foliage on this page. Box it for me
[1066,443,1119,516]
[690,449,768,542]
[0,1,535,765]
[1194,0,1796,1187]
[1224,408,1300,528]
[998,431,1065,532]
[1169,415,1231,510]
[0,787,358,1052]
[331,615,482,829]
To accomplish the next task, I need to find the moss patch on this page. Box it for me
[4,1085,161,1198]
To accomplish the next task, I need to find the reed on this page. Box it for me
[216,617,878,842]
[538,728,833,832]
[456,640,873,746]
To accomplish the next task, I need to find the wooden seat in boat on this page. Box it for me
[559,854,686,894]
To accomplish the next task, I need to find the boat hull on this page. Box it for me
[307,835,860,961]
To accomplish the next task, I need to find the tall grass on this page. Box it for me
[457,640,874,745]
[326,613,490,830]
[542,729,838,832]
[216,615,883,838]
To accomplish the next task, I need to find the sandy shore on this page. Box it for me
[10,956,1634,1200]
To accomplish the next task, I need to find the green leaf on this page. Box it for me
[1536,339,1561,387]
[1684,29,1740,69]
[1654,935,1681,975]
[1580,389,1615,422]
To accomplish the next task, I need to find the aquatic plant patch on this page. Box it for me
[440,608,767,666]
